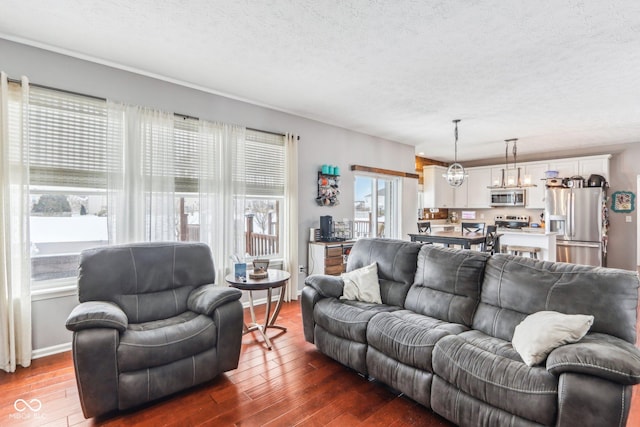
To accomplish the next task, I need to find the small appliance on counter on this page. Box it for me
[318,215,352,242]
[494,215,530,231]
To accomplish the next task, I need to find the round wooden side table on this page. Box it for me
[225,269,290,350]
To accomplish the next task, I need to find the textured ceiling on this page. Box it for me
[1,0,639,162]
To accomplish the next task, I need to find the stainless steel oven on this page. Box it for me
[490,189,526,207]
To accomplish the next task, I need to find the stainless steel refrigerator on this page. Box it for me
[545,187,605,266]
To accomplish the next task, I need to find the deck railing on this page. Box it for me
[353,219,371,238]
[247,232,279,257]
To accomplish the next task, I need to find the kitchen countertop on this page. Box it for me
[499,230,557,261]
[498,228,557,235]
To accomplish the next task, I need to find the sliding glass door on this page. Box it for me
[354,175,399,239]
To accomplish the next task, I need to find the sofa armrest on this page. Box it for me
[546,333,640,385]
[188,285,242,316]
[305,274,344,298]
[66,301,128,332]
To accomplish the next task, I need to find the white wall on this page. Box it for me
[0,38,417,354]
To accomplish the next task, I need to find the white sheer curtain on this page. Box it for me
[198,121,246,283]
[283,133,299,301]
[0,73,32,372]
[107,102,176,243]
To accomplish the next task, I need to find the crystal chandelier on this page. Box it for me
[443,119,468,187]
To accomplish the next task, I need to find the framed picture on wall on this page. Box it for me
[611,191,635,213]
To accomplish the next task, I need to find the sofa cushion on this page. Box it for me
[432,330,558,426]
[473,254,639,343]
[313,298,399,343]
[512,311,594,366]
[340,262,381,304]
[345,238,422,307]
[406,245,489,327]
[118,311,216,372]
[367,310,467,372]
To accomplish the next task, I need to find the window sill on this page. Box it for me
[29,259,287,302]
[31,281,77,301]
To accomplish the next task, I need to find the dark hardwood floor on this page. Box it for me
[1,300,639,426]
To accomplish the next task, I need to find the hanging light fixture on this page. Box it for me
[505,138,519,187]
[443,119,468,187]
[490,138,536,188]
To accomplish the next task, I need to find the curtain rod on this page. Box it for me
[7,77,299,139]
[8,77,106,101]
[247,127,300,140]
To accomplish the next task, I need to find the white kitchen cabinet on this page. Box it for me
[420,155,610,211]
[447,167,490,208]
[548,160,578,178]
[466,167,492,208]
[523,162,548,209]
[423,165,454,208]
[453,179,467,208]
[579,155,610,181]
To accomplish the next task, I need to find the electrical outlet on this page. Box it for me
[626,216,632,223]
[298,265,306,273]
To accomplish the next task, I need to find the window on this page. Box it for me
[27,87,110,287]
[14,83,287,289]
[243,130,285,259]
[245,197,281,258]
[30,188,108,283]
[174,128,285,260]
[354,174,400,239]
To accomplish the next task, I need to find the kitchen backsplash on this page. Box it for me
[442,208,544,225]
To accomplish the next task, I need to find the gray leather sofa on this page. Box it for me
[301,238,640,426]
[65,242,244,418]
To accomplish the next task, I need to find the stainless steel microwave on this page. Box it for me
[490,189,526,207]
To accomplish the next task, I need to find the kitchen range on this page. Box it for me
[493,214,558,262]
[494,215,530,230]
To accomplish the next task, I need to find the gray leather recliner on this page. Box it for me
[65,242,243,419]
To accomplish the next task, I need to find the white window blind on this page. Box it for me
[26,85,284,196]
[244,129,285,196]
[173,117,200,193]
[29,87,108,188]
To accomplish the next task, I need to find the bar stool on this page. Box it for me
[504,245,541,259]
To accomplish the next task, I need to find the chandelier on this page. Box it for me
[443,119,468,187]
[488,138,536,188]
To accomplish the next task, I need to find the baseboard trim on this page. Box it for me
[32,342,72,359]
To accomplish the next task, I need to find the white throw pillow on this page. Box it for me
[340,262,381,304]
[512,311,594,366]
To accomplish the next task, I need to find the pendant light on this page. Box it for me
[443,119,468,187]
[491,138,536,188]
[505,138,519,187]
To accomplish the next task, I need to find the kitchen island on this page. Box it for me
[499,229,557,261]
